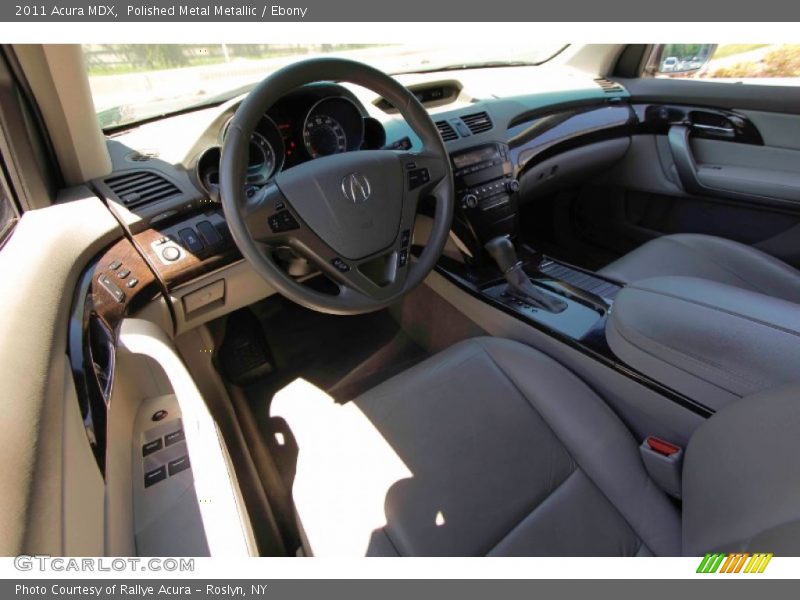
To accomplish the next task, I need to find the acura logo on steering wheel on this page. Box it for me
[341,172,372,204]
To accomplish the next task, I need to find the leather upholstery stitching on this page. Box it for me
[660,235,800,301]
[657,236,771,295]
[476,341,649,554]
[484,469,580,555]
[627,283,800,339]
[610,310,768,391]
[379,526,403,557]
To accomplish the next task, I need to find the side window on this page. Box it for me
[651,44,800,85]
[0,162,19,245]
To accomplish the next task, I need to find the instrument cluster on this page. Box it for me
[196,88,386,201]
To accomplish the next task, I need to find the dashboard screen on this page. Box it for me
[452,146,498,169]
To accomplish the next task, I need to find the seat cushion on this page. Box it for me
[598,234,800,303]
[270,337,681,556]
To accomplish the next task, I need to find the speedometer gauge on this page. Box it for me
[303,115,347,158]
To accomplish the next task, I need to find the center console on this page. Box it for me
[607,275,800,411]
[452,142,519,242]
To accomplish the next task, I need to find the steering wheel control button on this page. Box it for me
[401,229,411,248]
[117,268,131,279]
[151,409,168,422]
[161,246,180,262]
[178,228,204,255]
[268,210,300,233]
[165,428,186,447]
[331,257,351,272]
[108,260,122,270]
[126,278,139,289]
[407,167,430,190]
[196,220,223,248]
[168,455,191,476]
[142,438,163,457]
[98,274,125,303]
[398,249,409,267]
[144,465,167,488]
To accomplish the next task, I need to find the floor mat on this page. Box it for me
[241,293,430,406]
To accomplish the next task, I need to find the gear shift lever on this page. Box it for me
[485,236,567,313]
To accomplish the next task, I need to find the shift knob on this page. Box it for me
[484,235,520,273]
[484,235,567,313]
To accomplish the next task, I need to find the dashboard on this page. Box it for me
[94,72,642,289]
[193,86,387,202]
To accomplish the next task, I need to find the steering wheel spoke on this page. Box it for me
[240,182,297,244]
[397,150,449,198]
[333,245,412,300]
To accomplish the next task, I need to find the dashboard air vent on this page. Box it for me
[595,78,625,93]
[104,171,180,209]
[462,111,493,134]
[435,120,459,142]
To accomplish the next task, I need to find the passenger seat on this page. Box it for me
[598,233,800,303]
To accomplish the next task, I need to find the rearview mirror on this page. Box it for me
[651,44,717,76]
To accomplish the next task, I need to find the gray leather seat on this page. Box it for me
[272,336,800,556]
[598,233,800,303]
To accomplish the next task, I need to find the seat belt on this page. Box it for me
[640,436,684,499]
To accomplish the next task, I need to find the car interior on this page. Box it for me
[1,43,800,558]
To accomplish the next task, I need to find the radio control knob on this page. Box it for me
[461,193,478,209]
[505,179,520,194]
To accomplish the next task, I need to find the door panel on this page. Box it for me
[575,78,800,269]
[739,109,800,150]
[0,191,121,555]
[616,78,800,115]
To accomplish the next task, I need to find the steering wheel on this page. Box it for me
[219,58,454,315]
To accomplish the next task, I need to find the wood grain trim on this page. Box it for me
[133,228,240,289]
[89,236,160,332]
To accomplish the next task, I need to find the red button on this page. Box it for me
[647,436,680,457]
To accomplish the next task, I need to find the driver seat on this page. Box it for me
[270,337,800,556]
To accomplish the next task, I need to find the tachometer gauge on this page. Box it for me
[303,115,348,158]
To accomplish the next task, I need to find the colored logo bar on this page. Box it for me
[696,553,773,574]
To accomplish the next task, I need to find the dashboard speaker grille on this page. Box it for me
[127,150,159,162]
[104,171,180,209]
[461,111,493,134]
[595,78,625,93]
[435,120,459,141]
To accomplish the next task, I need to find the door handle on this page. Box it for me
[667,125,705,195]
[692,123,735,136]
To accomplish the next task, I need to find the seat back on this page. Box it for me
[683,383,800,556]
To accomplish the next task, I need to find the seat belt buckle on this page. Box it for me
[640,436,684,499]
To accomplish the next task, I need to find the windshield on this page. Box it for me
[82,44,567,130]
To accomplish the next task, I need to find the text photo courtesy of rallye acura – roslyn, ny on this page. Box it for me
[16,584,263,597]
